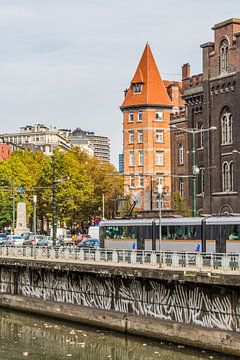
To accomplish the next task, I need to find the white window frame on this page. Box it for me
[179,178,184,197]
[130,175,135,187]
[156,110,163,121]
[129,151,134,166]
[222,161,233,191]
[129,131,134,144]
[221,110,232,145]
[220,39,229,74]
[178,144,184,165]
[138,130,143,143]
[129,111,134,123]
[156,130,164,143]
[133,83,142,94]
[139,174,144,187]
[138,111,143,121]
[156,151,164,165]
[138,150,144,166]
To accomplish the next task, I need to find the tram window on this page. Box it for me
[104,226,137,239]
[167,225,197,240]
[228,225,240,240]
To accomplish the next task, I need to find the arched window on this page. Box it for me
[178,144,184,164]
[222,162,229,191]
[198,167,204,194]
[222,161,233,191]
[179,178,184,197]
[229,161,233,191]
[221,108,232,144]
[220,39,229,74]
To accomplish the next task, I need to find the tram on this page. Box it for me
[99,217,240,253]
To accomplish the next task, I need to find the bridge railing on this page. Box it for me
[0,246,239,272]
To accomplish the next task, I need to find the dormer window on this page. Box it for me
[133,83,142,93]
[220,39,229,74]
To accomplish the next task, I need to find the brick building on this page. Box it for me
[178,18,240,215]
[0,143,12,160]
[121,44,183,214]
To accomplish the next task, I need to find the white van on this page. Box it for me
[88,226,99,239]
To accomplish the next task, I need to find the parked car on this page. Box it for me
[4,235,25,247]
[0,233,7,246]
[21,232,33,240]
[77,238,100,249]
[23,235,43,246]
[59,234,73,246]
[77,234,91,243]
[37,236,54,247]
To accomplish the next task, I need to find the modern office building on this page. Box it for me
[71,128,110,163]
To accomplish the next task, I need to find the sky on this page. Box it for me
[0,0,240,166]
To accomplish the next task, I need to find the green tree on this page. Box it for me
[171,192,191,217]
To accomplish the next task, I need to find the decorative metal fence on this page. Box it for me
[0,246,240,272]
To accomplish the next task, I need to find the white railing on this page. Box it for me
[0,246,239,272]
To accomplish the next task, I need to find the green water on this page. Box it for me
[0,310,236,360]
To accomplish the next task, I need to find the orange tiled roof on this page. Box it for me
[122,43,172,108]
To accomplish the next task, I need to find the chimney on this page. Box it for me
[124,88,128,97]
[182,63,191,80]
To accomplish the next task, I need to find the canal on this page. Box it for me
[0,310,236,359]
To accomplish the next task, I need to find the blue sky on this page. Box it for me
[0,0,239,165]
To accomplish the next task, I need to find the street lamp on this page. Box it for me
[170,125,217,217]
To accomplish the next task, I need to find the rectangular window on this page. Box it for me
[156,174,165,186]
[156,110,163,121]
[133,83,142,93]
[156,151,164,165]
[130,175,135,187]
[139,174,144,187]
[138,111,143,121]
[129,111,134,122]
[138,150,144,166]
[129,151,134,166]
[129,131,134,143]
[156,130,164,143]
[138,130,143,143]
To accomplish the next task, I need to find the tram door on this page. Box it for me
[215,224,227,253]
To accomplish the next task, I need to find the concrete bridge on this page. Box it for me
[0,247,240,356]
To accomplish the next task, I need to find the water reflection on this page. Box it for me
[0,310,235,359]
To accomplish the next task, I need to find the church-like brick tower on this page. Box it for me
[120,44,183,213]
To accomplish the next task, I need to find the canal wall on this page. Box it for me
[0,258,240,356]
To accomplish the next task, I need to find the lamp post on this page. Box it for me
[170,125,216,217]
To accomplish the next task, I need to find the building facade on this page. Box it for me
[0,124,70,155]
[71,128,110,163]
[121,44,183,213]
[180,18,240,215]
[0,143,12,160]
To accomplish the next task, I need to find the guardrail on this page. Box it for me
[0,246,240,272]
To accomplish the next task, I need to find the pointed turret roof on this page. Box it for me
[121,43,171,108]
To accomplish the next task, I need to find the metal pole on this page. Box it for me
[12,179,15,234]
[113,176,117,218]
[102,193,105,220]
[33,194,37,235]
[192,132,196,217]
[158,184,162,251]
[52,155,57,246]
[150,175,153,211]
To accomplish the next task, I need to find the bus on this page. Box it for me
[99,216,240,253]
